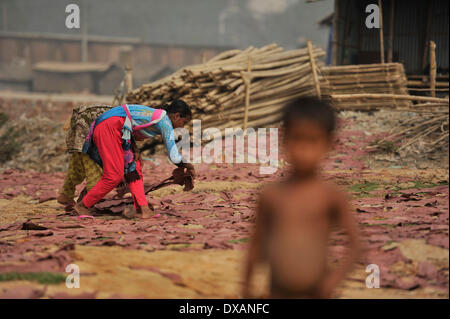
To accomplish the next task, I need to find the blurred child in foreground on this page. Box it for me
[243,97,361,299]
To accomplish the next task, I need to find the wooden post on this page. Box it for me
[202,52,206,64]
[81,0,88,62]
[429,41,436,97]
[242,55,251,133]
[112,46,134,105]
[332,0,339,65]
[387,0,395,63]
[378,0,385,64]
[111,77,124,106]
[125,64,133,94]
[422,0,433,71]
[307,39,321,99]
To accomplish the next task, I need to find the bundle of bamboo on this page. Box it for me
[407,74,449,94]
[320,63,410,110]
[329,93,448,112]
[126,43,325,132]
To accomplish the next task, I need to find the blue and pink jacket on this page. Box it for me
[82,104,185,174]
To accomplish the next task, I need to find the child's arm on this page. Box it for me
[319,191,361,298]
[242,191,271,298]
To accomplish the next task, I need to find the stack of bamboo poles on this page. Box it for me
[369,101,449,154]
[320,63,411,110]
[329,93,448,112]
[126,43,325,132]
[407,74,449,94]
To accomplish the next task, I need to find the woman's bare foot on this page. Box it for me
[140,205,155,219]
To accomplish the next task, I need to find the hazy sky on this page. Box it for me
[1,0,333,49]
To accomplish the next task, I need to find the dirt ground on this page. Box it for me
[0,108,448,299]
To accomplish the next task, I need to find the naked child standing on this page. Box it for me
[243,97,361,299]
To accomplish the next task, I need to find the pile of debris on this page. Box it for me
[369,104,449,156]
[0,114,67,172]
[126,43,325,132]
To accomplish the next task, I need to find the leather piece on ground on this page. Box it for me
[48,291,98,299]
[0,115,448,297]
[21,221,48,231]
[0,285,47,299]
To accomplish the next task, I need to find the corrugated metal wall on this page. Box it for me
[430,0,449,72]
[335,0,362,65]
[335,0,449,74]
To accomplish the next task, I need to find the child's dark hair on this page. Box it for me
[282,97,336,136]
[161,100,192,118]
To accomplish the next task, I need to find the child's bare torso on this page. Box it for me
[262,178,340,298]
